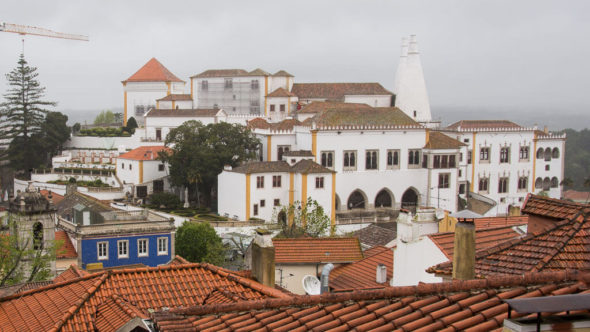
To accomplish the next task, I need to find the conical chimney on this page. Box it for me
[393,37,409,97]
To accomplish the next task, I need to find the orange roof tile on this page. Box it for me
[474,215,529,229]
[94,295,148,332]
[273,237,363,264]
[424,131,466,149]
[329,246,393,290]
[522,193,587,220]
[123,58,184,83]
[55,231,77,259]
[53,265,89,284]
[428,225,525,261]
[0,263,289,332]
[118,145,170,161]
[152,270,590,332]
[39,190,64,205]
[156,93,192,101]
[292,82,392,100]
[446,120,522,130]
[267,87,297,98]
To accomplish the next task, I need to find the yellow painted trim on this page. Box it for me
[301,174,308,226]
[470,132,476,191]
[139,160,144,183]
[190,78,194,100]
[287,96,291,115]
[156,101,160,109]
[532,132,538,191]
[311,131,318,162]
[267,136,272,161]
[246,174,251,220]
[166,82,171,95]
[331,173,336,225]
[289,172,294,225]
[264,76,268,116]
[171,101,176,109]
[123,82,127,126]
[425,129,430,145]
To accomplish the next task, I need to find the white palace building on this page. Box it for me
[103,35,565,222]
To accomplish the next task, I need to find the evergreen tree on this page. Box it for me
[0,54,56,177]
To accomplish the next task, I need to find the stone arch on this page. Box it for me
[551,177,559,188]
[543,177,551,191]
[401,187,420,212]
[374,188,394,208]
[347,190,367,210]
[277,211,287,226]
[544,148,552,161]
[552,147,560,159]
[33,222,43,250]
[335,194,341,211]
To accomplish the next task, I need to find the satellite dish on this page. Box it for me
[302,275,321,295]
[435,208,446,219]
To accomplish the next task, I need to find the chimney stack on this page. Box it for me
[452,218,476,280]
[376,264,387,284]
[251,228,275,288]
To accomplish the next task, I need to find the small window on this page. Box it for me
[433,155,441,168]
[545,165,550,171]
[224,78,233,89]
[463,138,470,143]
[467,150,472,164]
[272,175,282,188]
[137,239,148,257]
[480,147,490,161]
[552,148,560,159]
[365,150,378,170]
[251,80,259,89]
[408,149,420,167]
[260,200,265,207]
[449,155,456,168]
[479,177,489,193]
[277,145,290,161]
[551,177,559,188]
[413,110,417,117]
[386,149,400,169]
[122,162,125,169]
[543,177,551,191]
[438,173,450,189]
[118,240,129,259]
[129,164,132,170]
[98,242,108,260]
[459,183,466,194]
[518,177,528,191]
[253,204,259,216]
[315,176,324,189]
[441,155,448,168]
[535,177,543,189]
[256,176,264,188]
[321,151,334,169]
[536,148,544,159]
[158,164,165,171]
[519,146,529,161]
[274,199,280,206]
[157,237,168,255]
[280,104,285,112]
[459,169,462,177]
[270,104,275,112]
[498,177,509,193]
[343,150,357,171]
[201,80,208,91]
[500,147,510,163]
[544,147,551,161]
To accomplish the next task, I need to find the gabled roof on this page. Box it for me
[289,159,335,174]
[230,159,333,174]
[94,295,149,332]
[424,131,466,149]
[156,93,193,102]
[352,223,397,248]
[152,270,589,332]
[272,70,293,77]
[522,193,586,220]
[55,231,77,259]
[56,191,113,216]
[428,225,525,261]
[53,265,89,284]
[0,263,288,332]
[446,119,522,130]
[267,87,297,98]
[272,237,363,264]
[123,58,184,83]
[304,103,421,127]
[247,117,303,131]
[248,68,270,76]
[329,246,393,290]
[146,108,221,118]
[428,198,590,277]
[40,190,64,205]
[291,82,392,100]
[118,145,170,161]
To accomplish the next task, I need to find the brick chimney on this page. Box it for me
[251,228,275,288]
[452,218,476,280]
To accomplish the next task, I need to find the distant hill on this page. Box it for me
[62,108,124,126]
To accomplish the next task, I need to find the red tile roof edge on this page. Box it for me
[166,270,586,317]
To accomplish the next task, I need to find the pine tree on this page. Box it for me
[0,54,56,176]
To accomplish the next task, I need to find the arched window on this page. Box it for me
[535,177,543,189]
[544,148,551,161]
[343,152,350,167]
[33,222,43,250]
[536,148,544,159]
[375,189,393,208]
[552,148,560,159]
[543,177,551,191]
[551,177,559,188]
[347,190,366,209]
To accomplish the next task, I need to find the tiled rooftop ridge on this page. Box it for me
[522,193,589,220]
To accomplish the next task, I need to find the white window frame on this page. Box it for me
[386,149,400,170]
[137,238,149,257]
[343,150,357,171]
[97,241,108,260]
[315,176,325,189]
[365,149,379,170]
[117,240,129,259]
[321,151,334,169]
[157,237,169,256]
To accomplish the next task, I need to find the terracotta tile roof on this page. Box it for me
[301,102,421,127]
[152,270,590,332]
[329,246,393,290]
[352,223,397,248]
[273,237,363,264]
[146,108,219,117]
[118,145,171,161]
[428,201,590,277]
[522,193,588,220]
[56,191,113,217]
[292,82,392,100]
[124,58,184,83]
[248,68,270,76]
[446,120,522,130]
[272,70,294,77]
[156,93,193,101]
[246,117,271,129]
[474,215,529,229]
[424,131,467,149]
[39,190,64,205]
[247,117,303,131]
[564,190,590,202]
[298,100,373,114]
[230,160,333,174]
[94,295,148,332]
[267,87,297,97]
[0,263,288,332]
[55,230,77,259]
[53,265,89,284]
[0,281,53,299]
[428,225,525,261]
[192,69,249,78]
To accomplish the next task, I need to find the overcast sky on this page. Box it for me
[1,0,589,127]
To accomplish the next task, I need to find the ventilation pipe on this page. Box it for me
[376,264,387,284]
[320,263,334,294]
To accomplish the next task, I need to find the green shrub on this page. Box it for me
[149,192,182,210]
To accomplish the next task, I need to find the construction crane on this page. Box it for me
[0,22,88,41]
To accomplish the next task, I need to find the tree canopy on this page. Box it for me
[0,54,56,176]
[93,110,116,125]
[175,221,225,266]
[562,128,590,191]
[274,198,333,238]
[159,120,260,208]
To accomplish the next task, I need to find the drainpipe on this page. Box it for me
[320,263,334,294]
